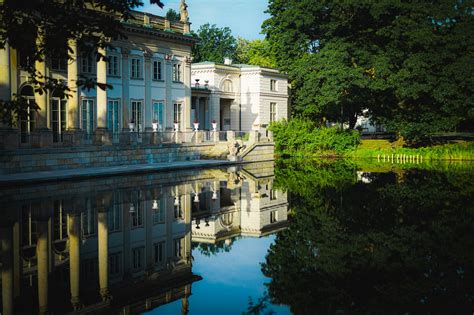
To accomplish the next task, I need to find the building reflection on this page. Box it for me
[0,163,287,314]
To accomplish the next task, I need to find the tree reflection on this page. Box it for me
[263,159,474,314]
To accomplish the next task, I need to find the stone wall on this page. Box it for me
[241,143,275,162]
[0,143,220,175]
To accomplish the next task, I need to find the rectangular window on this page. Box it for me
[109,252,121,276]
[51,98,67,142]
[270,79,277,91]
[51,56,67,71]
[153,60,162,80]
[152,101,164,129]
[107,99,120,135]
[174,238,183,258]
[154,242,165,265]
[132,247,144,271]
[108,202,121,233]
[152,199,165,224]
[174,199,183,220]
[130,57,142,79]
[173,103,182,126]
[270,189,278,200]
[172,63,181,82]
[270,102,277,123]
[82,99,94,135]
[270,210,278,223]
[81,53,94,74]
[107,55,120,76]
[83,202,96,237]
[131,100,143,132]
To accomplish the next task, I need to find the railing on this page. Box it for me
[9,129,272,149]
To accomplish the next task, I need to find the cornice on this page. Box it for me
[123,24,197,46]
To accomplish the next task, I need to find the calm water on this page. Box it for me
[0,160,473,314]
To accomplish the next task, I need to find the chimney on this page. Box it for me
[224,57,233,65]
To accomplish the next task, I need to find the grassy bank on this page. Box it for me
[347,140,474,161]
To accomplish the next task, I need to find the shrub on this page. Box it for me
[269,118,360,155]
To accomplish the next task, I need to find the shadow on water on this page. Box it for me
[263,158,474,314]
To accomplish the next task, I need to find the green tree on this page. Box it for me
[263,0,474,143]
[235,37,277,68]
[192,23,236,63]
[0,0,164,126]
[165,8,180,22]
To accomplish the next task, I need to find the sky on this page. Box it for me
[140,0,270,40]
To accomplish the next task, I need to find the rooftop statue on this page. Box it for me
[180,0,189,23]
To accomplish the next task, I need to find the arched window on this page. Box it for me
[19,85,35,143]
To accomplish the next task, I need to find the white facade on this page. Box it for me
[191,62,289,131]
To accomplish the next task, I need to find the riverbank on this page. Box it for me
[346,140,474,161]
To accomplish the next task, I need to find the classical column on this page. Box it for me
[68,212,82,310]
[144,53,152,132]
[165,56,173,130]
[33,32,52,147]
[1,224,14,315]
[65,39,81,144]
[183,57,192,130]
[121,48,130,132]
[98,207,110,301]
[37,219,50,315]
[0,43,18,149]
[94,46,110,145]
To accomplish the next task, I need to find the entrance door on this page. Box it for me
[51,98,67,142]
[220,100,231,131]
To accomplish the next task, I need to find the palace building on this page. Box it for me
[0,8,195,148]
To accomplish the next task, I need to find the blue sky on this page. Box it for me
[140,0,270,40]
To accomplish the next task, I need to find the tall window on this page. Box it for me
[83,199,96,237]
[270,210,278,223]
[81,53,94,74]
[107,55,120,76]
[153,60,162,80]
[174,238,183,258]
[53,200,68,241]
[131,190,143,227]
[222,80,233,92]
[152,101,164,128]
[131,100,142,132]
[173,103,182,126]
[172,63,181,82]
[130,57,142,79]
[51,56,67,71]
[82,99,94,135]
[107,99,120,135]
[270,102,277,123]
[152,199,165,225]
[109,253,121,277]
[174,199,183,221]
[108,200,121,233]
[270,79,277,91]
[19,86,35,143]
[270,189,278,200]
[153,242,165,265]
[132,247,144,271]
[51,95,67,142]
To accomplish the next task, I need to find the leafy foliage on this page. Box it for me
[263,0,474,142]
[192,23,237,63]
[235,38,277,68]
[165,8,180,22]
[269,118,360,155]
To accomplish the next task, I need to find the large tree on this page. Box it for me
[0,0,164,125]
[263,0,474,143]
[235,37,277,68]
[192,23,237,63]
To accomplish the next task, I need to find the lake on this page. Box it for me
[0,159,472,314]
